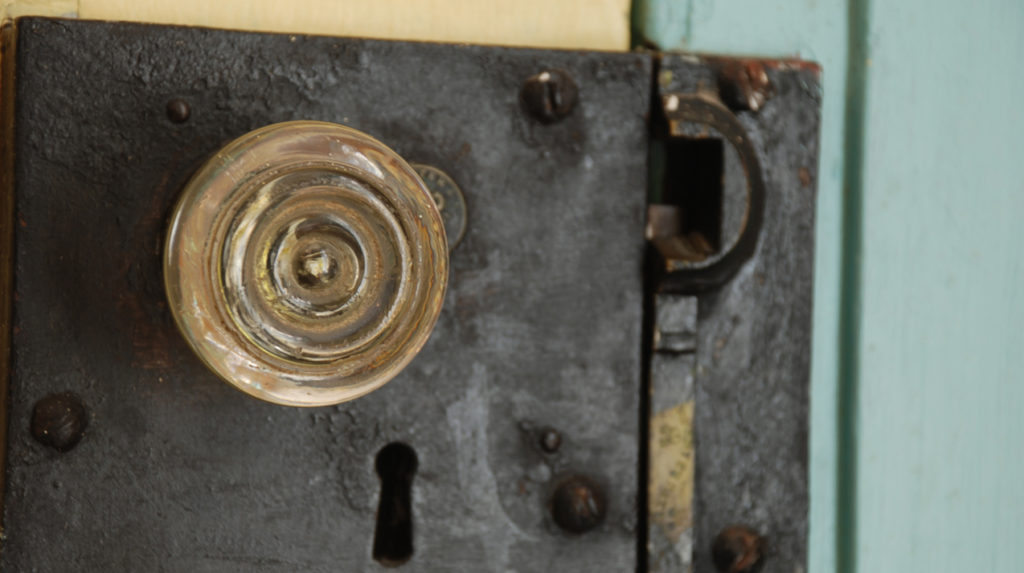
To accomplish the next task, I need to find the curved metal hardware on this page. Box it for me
[651,91,767,291]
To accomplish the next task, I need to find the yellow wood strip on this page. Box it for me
[34,0,631,50]
[0,20,19,538]
[3,0,76,19]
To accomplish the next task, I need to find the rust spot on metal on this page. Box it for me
[712,525,764,573]
[452,142,472,162]
[762,58,822,74]
[706,55,822,75]
[798,167,812,188]
[697,56,823,113]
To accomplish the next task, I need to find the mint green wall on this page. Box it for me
[636,1,1024,571]
[853,1,1024,571]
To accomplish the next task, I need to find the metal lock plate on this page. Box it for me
[647,54,820,573]
[0,18,820,572]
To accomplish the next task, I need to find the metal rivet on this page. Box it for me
[712,525,764,573]
[539,428,561,453]
[166,98,191,123]
[520,69,578,124]
[31,393,88,452]
[551,475,606,534]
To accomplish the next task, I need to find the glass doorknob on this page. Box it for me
[164,121,448,407]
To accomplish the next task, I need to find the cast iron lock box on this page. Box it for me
[0,18,820,572]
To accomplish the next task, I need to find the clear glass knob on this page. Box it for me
[164,121,448,406]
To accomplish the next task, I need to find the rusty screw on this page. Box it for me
[712,525,764,573]
[550,475,606,534]
[166,98,191,123]
[539,428,562,453]
[717,61,773,112]
[31,393,88,452]
[520,69,578,124]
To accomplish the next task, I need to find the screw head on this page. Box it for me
[520,69,578,124]
[539,428,561,453]
[31,393,88,452]
[712,525,764,573]
[166,98,191,123]
[550,475,606,534]
[717,61,773,112]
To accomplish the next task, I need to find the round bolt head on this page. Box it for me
[520,69,579,124]
[551,475,606,534]
[166,98,191,123]
[539,428,562,453]
[712,525,764,573]
[31,393,88,452]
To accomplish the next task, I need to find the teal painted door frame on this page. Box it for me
[635,1,1024,572]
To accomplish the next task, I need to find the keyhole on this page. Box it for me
[373,442,418,567]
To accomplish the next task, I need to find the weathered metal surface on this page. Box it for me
[656,54,820,573]
[3,18,650,571]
